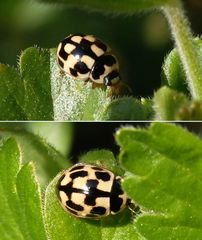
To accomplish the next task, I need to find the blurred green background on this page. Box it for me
[0,0,202,97]
[1,122,202,161]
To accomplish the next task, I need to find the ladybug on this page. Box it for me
[57,163,129,219]
[57,34,120,86]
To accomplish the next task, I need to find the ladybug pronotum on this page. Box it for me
[57,34,120,86]
[57,163,128,219]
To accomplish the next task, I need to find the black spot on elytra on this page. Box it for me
[58,181,73,199]
[60,35,109,75]
[84,179,110,206]
[63,36,75,44]
[66,200,84,211]
[91,62,105,80]
[74,61,89,74]
[71,39,98,62]
[111,198,123,213]
[69,165,85,172]
[58,174,66,184]
[70,170,88,179]
[91,54,117,80]
[110,179,124,213]
[91,166,104,171]
[94,40,107,52]
[84,196,96,206]
[70,68,78,77]
[90,206,106,215]
[101,55,116,66]
[66,207,78,216]
[104,70,120,86]
[86,179,99,188]
[95,171,111,181]
[58,58,64,68]
[80,39,92,50]
[58,179,86,200]
[59,43,68,60]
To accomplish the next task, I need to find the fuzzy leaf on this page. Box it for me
[116,123,202,240]
[101,97,149,120]
[50,49,146,120]
[0,123,69,187]
[45,150,139,240]
[162,38,202,95]
[0,64,26,120]
[26,122,73,157]
[162,48,189,95]
[153,86,188,120]
[50,48,112,121]
[79,149,124,176]
[20,47,53,119]
[0,47,53,120]
[0,138,47,240]
[0,47,112,121]
[1,46,145,120]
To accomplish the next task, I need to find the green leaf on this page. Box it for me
[0,47,53,120]
[162,48,189,95]
[0,47,113,121]
[153,86,202,120]
[0,64,26,120]
[116,123,202,240]
[101,97,149,120]
[162,38,202,96]
[51,48,146,120]
[1,46,145,120]
[0,124,69,187]
[45,150,139,240]
[0,138,47,239]
[26,122,73,157]
[162,4,202,100]
[153,86,188,120]
[20,47,53,120]
[50,48,112,121]
[34,0,170,12]
[79,149,124,176]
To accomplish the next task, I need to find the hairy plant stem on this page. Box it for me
[162,1,202,100]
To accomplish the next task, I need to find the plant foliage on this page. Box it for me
[1,123,202,239]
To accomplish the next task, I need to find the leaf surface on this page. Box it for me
[0,124,69,187]
[116,123,202,240]
[0,138,47,240]
[0,47,53,120]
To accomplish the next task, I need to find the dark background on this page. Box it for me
[0,122,202,161]
[0,0,202,97]
[69,122,202,161]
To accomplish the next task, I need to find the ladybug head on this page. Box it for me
[104,70,120,86]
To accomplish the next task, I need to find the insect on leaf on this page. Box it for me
[44,150,140,240]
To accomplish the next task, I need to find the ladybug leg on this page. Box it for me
[92,82,100,89]
[83,78,90,85]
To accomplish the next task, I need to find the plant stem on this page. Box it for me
[162,0,202,100]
